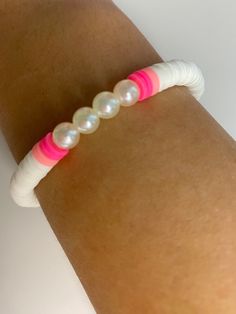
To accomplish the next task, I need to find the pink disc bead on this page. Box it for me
[128,70,152,101]
[32,143,59,167]
[39,132,69,161]
[142,67,160,96]
[128,67,160,101]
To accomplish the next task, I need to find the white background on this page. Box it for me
[0,1,235,313]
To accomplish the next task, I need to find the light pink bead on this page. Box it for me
[142,67,160,96]
[32,143,58,166]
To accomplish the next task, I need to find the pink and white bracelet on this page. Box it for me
[10,60,205,207]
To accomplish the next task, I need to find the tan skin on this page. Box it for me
[0,1,236,313]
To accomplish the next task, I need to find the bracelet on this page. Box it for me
[10,60,205,207]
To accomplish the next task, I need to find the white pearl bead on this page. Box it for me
[52,122,80,149]
[92,91,120,119]
[72,107,100,134]
[113,79,140,107]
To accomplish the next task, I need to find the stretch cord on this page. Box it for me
[10,60,205,207]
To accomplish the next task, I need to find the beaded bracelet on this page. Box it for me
[10,60,205,207]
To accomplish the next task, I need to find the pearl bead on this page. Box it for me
[92,91,120,119]
[72,107,100,134]
[113,79,140,107]
[52,122,80,149]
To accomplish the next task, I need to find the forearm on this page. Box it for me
[0,0,161,162]
[0,1,236,313]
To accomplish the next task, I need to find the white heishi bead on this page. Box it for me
[92,91,120,119]
[72,107,100,134]
[52,122,80,149]
[114,79,140,107]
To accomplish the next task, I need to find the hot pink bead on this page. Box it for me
[39,132,69,161]
[128,67,160,101]
[128,71,151,101]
